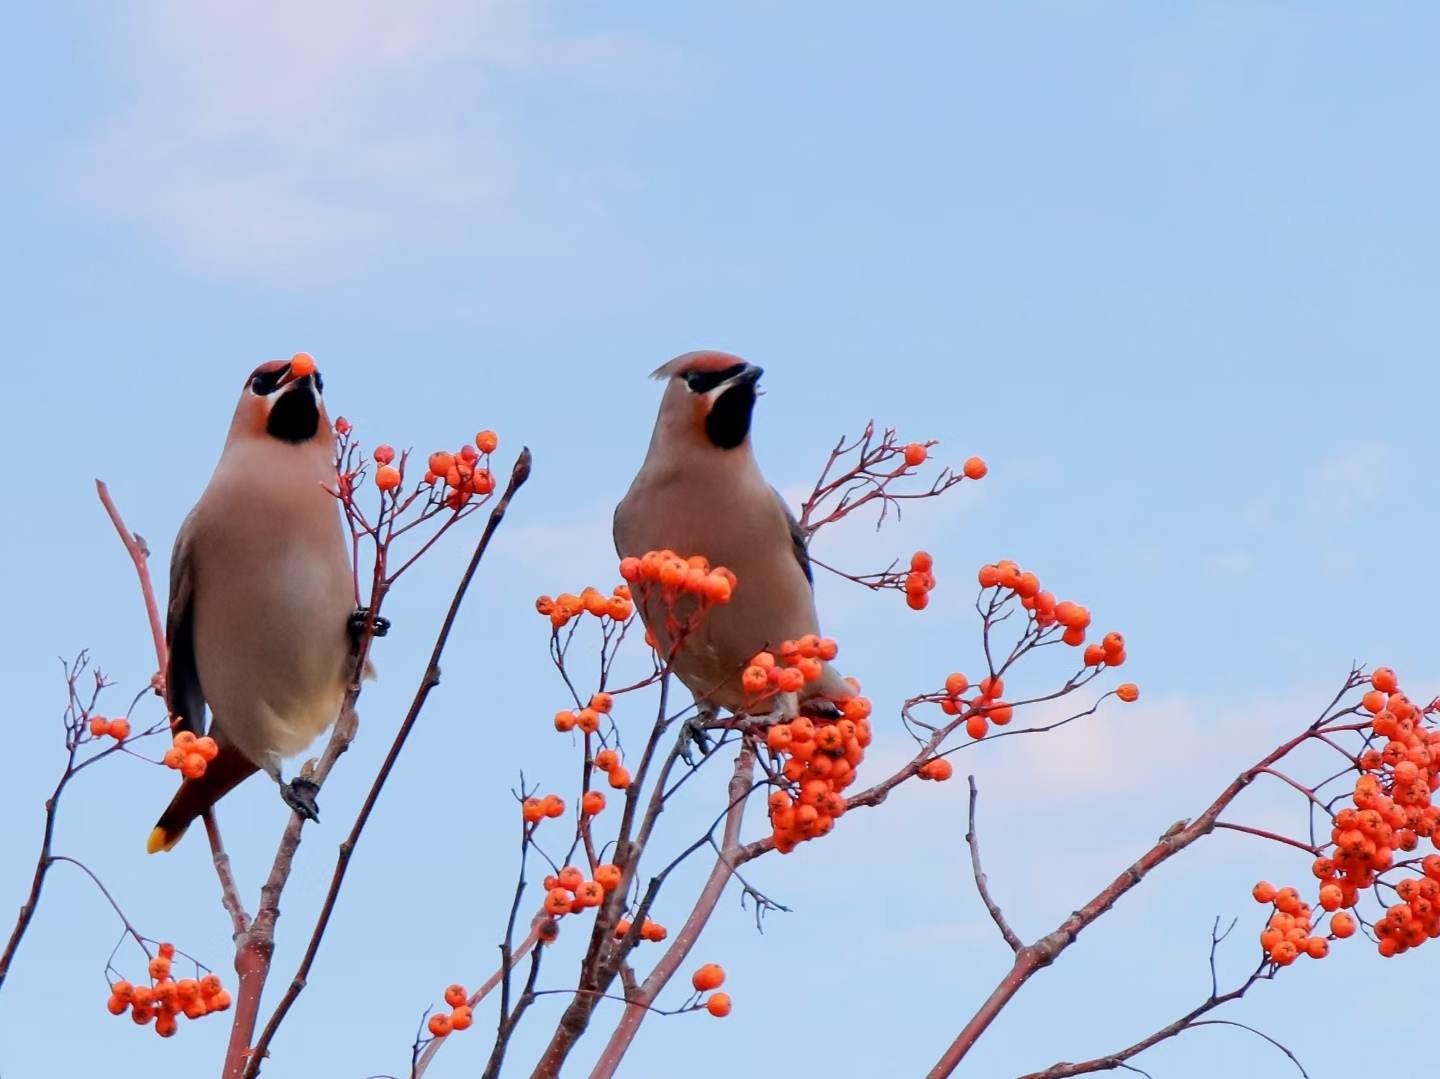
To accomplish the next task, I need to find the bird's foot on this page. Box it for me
[281,777,321,822]
[678,708,716,766]
[349,608,391,648]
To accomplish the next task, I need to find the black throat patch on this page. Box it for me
[266,379,321,443]
[704,382,756,450]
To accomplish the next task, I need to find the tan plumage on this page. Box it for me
[148,357,356,853]
[613,351,851,717]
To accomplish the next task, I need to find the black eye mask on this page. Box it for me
[683,364,748,395]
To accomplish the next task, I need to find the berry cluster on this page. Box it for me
[591,746,632,790]
[905,551,937,611]
[977,559,1119,651]
[541,863,624,917]
[426,984,475,1037]
[938,672,1013,741]
[105,944,230,1038]
[87,714,131,740]
[613,916,668,943]
[1253,667,1440,960]
[761,685,873,854]
[740,635,839,699]
[371,430,499,509]
[691,964,729,1017]
[536,585,634,629]
[522,793,566,824]
[162,731,220,780]
[553,692,619,736]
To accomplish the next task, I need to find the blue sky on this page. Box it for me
[2,3,1438,1077]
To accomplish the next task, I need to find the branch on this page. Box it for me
[926,712,1338,1078]
[966,777,1021,954]
[587,742,757,1078]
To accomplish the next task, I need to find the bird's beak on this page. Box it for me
[275,365,315,395]
[723,364,763,391]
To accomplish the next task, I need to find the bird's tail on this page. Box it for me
[147,744,259,853]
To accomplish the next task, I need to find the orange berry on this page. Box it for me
[444,984,467,1008]
[1371,667,1399,694]
[375,465,401,491]
[903,443,928,467]
[334,416,351,435]
[522,798,544,823]
[1331,912,1356,938]
[1252,881,1277,903]
[544,888,571,916]
[1116,683,1139,703]
[642,920,668,942]
[963,456,987,480]
[906,590,930,611]
[706,992,732,1017]
[965,714,989,740]
[181,753,207,779]
[692,963,726,992]
[1083,644,1106,667]
[911,551,933,573]
[575,881,604,907]
[428,1013,453,1037]
[919,758,953,781]
[590,692,614,714]
[148,956,171,981]
[428,451,455,477]
[582,791,606,815]
[450,1004,473,1031]
[595,748,620,772]
[106,994,127,1016]
[155,1013,178,1038]
[557,866,584,891]
[89,716,111,737]
[1305,937,1329,959]
[554,710,578,733]
[595,864,622,891]
[609,767,632,789]
[944,672,968,697]
[542,795,565,819]
[576,708,601,734]
[475,430,499,454]
[1362,690,1387,714]
[194,736,219,761]
[289,352,316,378]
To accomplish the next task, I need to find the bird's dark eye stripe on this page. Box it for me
[314,371,324,394]
[683,364,748,394]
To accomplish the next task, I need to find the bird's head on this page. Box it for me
[228,354,332,447]
[651,351,764,451]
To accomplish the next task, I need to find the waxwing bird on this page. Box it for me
[148,356,363,853]
[613,352,852,731]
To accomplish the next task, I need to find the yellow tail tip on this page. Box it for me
[147,827,181,854]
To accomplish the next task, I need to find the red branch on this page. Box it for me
[588,743,756,1078]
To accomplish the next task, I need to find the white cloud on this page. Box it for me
[57,1,685,284]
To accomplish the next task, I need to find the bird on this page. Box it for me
[147,355,363,853]
[613,351,852,737]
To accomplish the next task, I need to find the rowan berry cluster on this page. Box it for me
[536,585,634,629]
[1253,667,1440,960]
[554,692,618,737]
[426,984,475,1037]
[977,559,1121,653]
[740,635,839,699]
[370,430,499,508]
[905,551,937,611]
[540,863,625,918]
[161,731,220,780]
[613,916,668,943]
[87,714,131,741]
[937,671,1014,742]
[522,793,566,824]
[690,963,729,1017]
[760,681,873,853]
[105,944,230,1038]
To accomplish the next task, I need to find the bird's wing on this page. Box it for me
[773,488,814,587]
[164,511,207,736]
